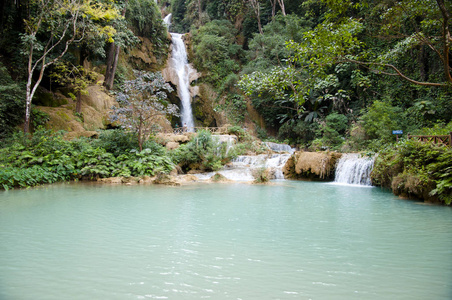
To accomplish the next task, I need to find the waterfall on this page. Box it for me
[163,14,172,29]
[163,14,195,130]
[334,153,375,186]
[264,142,295,154]
[196,154,292,181]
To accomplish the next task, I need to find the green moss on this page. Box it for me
[33,89,68,107]
[56,111,71,121]
[210,173,228,182]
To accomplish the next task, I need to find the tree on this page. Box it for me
[0,63,25,139]
[247,0,263,34]
[110,71,179,151]
[21,0,120,133]
[50,61,98,113]
[269,0,285,18]
[104,0,129,90]
[295,0,452,88]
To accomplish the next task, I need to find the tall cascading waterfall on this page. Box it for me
[163,14,195,130]
[334,153,375,186]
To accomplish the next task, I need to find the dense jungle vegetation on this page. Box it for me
[0,0,451,203]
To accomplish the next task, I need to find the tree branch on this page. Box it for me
[345,58,448,87]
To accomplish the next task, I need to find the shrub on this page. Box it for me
[92,129,139,155]
[372,139,452,205]
[360,100,403,150]
[252,167,270,184]
[0,128,176,189]
[171,130,230,172]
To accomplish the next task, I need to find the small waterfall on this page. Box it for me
[334,153,375,186]
[163,14,195,130]
[264,142,295,154]
[163,14,172,29]
[196,154,291,181]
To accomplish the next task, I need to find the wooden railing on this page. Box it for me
[165,127,228,135]
[407,132,452,147]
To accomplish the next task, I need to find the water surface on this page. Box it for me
[1,181,451,299]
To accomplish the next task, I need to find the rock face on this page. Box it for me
[283,151,342,181]
[37,83,117,138]
[129,37,168,72]
[153,173,181,186]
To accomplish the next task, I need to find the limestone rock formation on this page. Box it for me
[284,151,342,180]
[37,83,117,138]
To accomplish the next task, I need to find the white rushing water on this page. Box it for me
[163,13,172,28]
[164,14,195,130]
[197,153,292,181]
[264,142,295,154]
[334,153,375,186]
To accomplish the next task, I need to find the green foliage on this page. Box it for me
[126,0,168,53]
[0,64,25,139]
[171,0,189,32]
[244,14,311,72]
[252,167,270,184]
[50,61,97,98]
[372,139,452,205]
[216,93,246,125]
[111,71,177,151]
[31,109,50,128]
[320,113,348,148]
[227,126,247,141]
[192,20,242,87]
[412,121,452,136]
[0,128,175,190]
[171,130,229,171]
[92,129,139,155]
[278,120,320,146]
[360,100,403,150]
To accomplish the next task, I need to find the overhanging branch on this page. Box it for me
[345,58,449,87]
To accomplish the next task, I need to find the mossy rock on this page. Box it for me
[209,173,231,183]
[33,88,68,107]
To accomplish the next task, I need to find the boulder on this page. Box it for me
[284,151,342,180]
[179,174,199,183]
[153,173,181,186]
[208,173,232,183]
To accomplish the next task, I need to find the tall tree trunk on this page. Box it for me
[277,0,286,16]
[104,42,116,89]
[138,115,143,152]
[269,0,276,18]
[248,0,263,34]
[109,44,121,86]
[103,0,128,90]
[418,46,428,82]
[436,0,452,83]
[198,0,202,24]
[76,91,82,114]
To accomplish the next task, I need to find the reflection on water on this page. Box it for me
[1,181,451,300]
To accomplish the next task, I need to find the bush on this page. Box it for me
[320,113,348,149]
[360,100,403,150]
[0,63,25,139]
[171,130,229,172]
[0,128,176,189]
[252,167,270,184]
[92,129,139,156]
[372,139,452,205]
